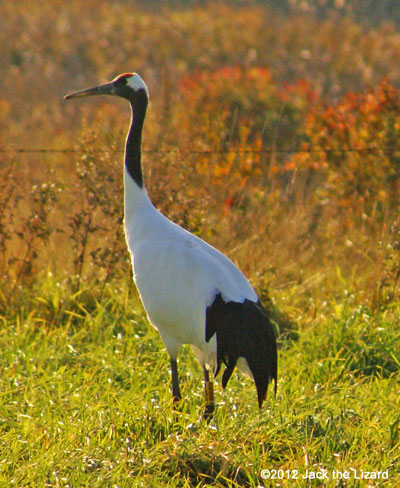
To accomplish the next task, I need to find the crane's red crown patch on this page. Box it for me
[113,73,135,82]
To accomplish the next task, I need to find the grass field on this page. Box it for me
[1,277,399,486]
[1,1,400,486]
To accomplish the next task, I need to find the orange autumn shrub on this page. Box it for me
[176,66,317,209]
[178,66,316,148]
[293,81,400,227]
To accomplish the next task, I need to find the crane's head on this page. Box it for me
[64,73,149,102]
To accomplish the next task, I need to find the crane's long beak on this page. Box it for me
[64,81,115,100]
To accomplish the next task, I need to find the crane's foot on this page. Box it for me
[172,394,181,405]
[202,380,215,421]
[172,394,184,415]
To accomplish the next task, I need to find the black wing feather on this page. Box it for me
[206,293,277,408]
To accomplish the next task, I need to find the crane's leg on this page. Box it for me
[202,366,215,420]
[170,358,181,403]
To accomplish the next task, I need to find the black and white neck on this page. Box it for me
[64,72,153,211]
[124,77,149,189]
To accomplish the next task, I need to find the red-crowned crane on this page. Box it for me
[64,73,277,419]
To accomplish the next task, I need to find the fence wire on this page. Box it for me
[1,146,400,155]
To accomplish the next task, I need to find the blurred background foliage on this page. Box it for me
[1,0,400,313]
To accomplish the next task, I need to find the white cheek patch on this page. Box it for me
[127,74,150,98]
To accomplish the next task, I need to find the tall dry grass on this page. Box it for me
[1,1,400,320]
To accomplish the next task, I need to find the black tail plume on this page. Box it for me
[206,293,277,407]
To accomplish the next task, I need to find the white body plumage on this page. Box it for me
[124,170,256,370]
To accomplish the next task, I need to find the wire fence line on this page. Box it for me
[1,146,400,155]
